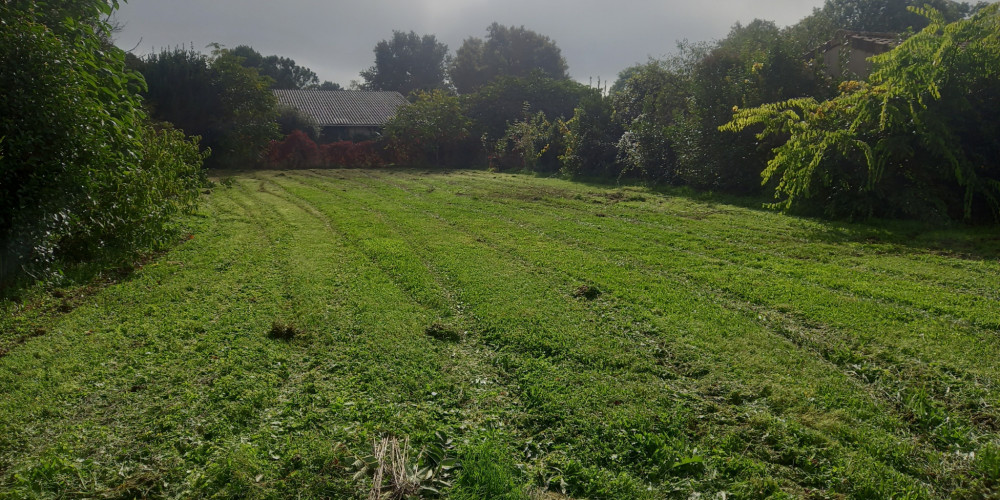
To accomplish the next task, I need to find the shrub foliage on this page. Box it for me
[722,5,1000,220]
[266,131,384,169]
[0,1,205,287]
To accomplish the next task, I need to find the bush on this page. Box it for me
[267,130,320,168]
[322,141,384,168]
[558,94,621,178]
[722,5,1000,221]
[0,2,205,287]
[276,105,320,141]
[266,131,384,169]
[382,90,472,166]
[491,109,552,172]
[465,75,591,142]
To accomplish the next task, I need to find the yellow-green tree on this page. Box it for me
[722,5,1000,221]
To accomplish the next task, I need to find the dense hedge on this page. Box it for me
[266,131,384,169]
[0,2,205,288]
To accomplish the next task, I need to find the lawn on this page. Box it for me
[1,169,998,498]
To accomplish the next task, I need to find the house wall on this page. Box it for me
[818,36,894,80]
[821,44,882,79]
[319,126,381,143]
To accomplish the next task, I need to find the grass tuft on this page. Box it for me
[267,320,301,341]
[573,284,601,300]
[425,322,463,342]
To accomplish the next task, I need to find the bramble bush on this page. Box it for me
[0,1,206,288]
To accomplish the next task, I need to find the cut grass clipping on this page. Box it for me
[268,320,302,341]
[425,321,463,342]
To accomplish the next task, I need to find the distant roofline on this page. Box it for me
[272,89,409,128]
[804,30,903,60]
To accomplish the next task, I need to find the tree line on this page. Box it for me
[2,0,997,288]
[367,0,998,222]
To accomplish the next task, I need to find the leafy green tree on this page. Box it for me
[382,90,471,165]
[464,75,592,143]
[450,23,570,94]
[668,21,824,192]
[722,5,1000,220]
[316,80,343,90]
[492,108,552,171]
[230,45,320,89]
[608,23,822,191]
[1,0,204,286]
[209,47,281,167]
[817,0,981,32]
[138,46,279,168]
[559,94,621,178]
[786,0,986,53]
[360,31,449,95]
[611,60,691,181]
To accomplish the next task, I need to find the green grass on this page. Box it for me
[1,168,998,498]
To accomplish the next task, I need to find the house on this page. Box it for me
[806,31,900,79]
[273,89,408,142]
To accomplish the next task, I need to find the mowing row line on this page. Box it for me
[263,170,964,497]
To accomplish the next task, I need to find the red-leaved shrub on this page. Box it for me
[267,130,319,168]
[266,131,385,169]
[321,141,383,168]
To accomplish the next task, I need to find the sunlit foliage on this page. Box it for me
[722,5,1000,220]
[0,0,205,286]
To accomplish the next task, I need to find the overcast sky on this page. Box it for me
[113,0,828,88]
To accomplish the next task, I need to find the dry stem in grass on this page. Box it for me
[368,436,420,500]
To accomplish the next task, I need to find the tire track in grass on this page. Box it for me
[281,171,940,497]
[0,186,306,495]
[373,171,1000,444]
[423,171,1000,331]
[247,173,530,435]
[267,172,722,497]
[332,169,980,496]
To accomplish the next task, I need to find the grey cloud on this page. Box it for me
[114,0,825,87]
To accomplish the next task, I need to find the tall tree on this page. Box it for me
[360,31,449,95]
[723,4,1000,220]
[138,46,279,168]
[450,23,570,94]
[230,45,320,89]
[786,0,986,51]
[316,81,342,90]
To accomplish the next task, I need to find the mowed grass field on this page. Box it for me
[2,169,999,499]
